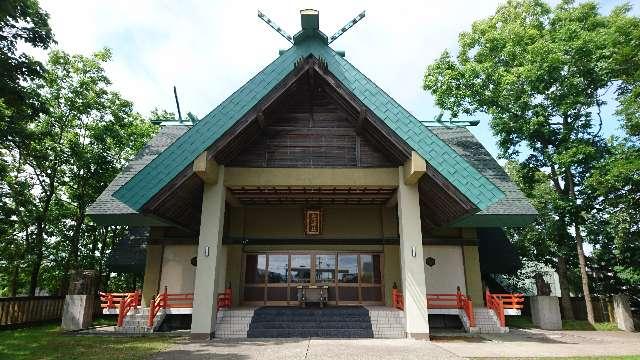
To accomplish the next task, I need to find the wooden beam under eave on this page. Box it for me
[385,190,398,208]
[193,152,219,184]
[403,151,426,185]
[225,189,242,207]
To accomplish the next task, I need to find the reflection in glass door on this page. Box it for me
[316,254,337,301]
[242,252,383,305]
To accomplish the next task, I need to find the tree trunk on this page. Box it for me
[9,263,19,297]
[28,177,56,296]
[575,223,595,323]
[69,207,86,270]
[566,170,595,324]
[28,219,46,296]
[557,255,574,320]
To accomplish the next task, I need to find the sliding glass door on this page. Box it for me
[242,251,384,305]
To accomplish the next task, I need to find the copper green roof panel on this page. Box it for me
[114,37,504,210]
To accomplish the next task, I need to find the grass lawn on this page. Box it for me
[506,316,619,331]
[506,315,536,328]
[562,320,619,331]
[0,323,177,360]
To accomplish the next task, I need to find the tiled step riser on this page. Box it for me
[250,322,372,330]
[247,329,374,338]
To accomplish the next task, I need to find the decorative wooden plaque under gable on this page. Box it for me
[304,209,322,235]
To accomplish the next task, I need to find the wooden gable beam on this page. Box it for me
[193,151,219,184]
[404,151,426,185]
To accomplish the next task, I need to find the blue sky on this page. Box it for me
[38,0,638,159]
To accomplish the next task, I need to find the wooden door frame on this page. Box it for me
[240,250,385,306]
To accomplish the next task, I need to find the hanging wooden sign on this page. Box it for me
[304,209,322,235]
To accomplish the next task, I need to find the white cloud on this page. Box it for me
[36,0,634,158]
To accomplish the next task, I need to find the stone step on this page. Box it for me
[250,321,373,330]
[247,328,374,338]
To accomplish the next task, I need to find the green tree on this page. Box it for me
[424,0,640,323]
[0,0,54,145]
[0,48,156,296]
[505,161,577,318]
[584,139,640,297]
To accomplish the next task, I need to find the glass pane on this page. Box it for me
[315,254,336,283]
[290,255,311,283]
[360,254,381,284]
[337,255,358,283]
[245,254,266,284]
[267,255,289,283]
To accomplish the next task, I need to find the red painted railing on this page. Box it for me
[216,287,232,311]
[99,292,139,310]
[426,288,475,327]
[392,288,404,310]
[485,289,506,327]
[391,287,475,327]
[116,291,141,327]
[147,287,194,327]
[491,292,525,310]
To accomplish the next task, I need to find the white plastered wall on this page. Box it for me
[424,245,466,294]
[159,245,197,293]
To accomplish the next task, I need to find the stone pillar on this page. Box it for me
[462,245,483,306]
[612,294,635,332]
[190,166,226,339]
[530,296,562,330]
[62,270,98,331]
[142,244,163,306]
[397,166,429,339]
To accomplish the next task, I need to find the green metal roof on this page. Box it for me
[114,35,505,211]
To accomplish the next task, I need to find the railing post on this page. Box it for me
[468,298,475,327]
[107,293,114,309]
[163,286,168,308]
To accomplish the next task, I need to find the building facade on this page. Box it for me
[88,10,536,339]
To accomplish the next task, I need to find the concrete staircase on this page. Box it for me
[215,308,255,338]
[366,306,405,338]
[246,306,375,338]
[471,307,508,334]
[114,307,165,334]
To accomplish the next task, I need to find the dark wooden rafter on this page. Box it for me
[418,163,477,230]
[139,55,480,230]
[211,57,316,163]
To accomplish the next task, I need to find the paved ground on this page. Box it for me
[151,338,460,360]
[433,328,640,358]
[150,330,640,360]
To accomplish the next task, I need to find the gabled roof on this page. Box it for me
[87,125,190,224]
[114,35,505,211]
[430,127,537,226]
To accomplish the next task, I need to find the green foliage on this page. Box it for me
[585,140,640,296]
[0,0,54,145]
[0,48,157,296]
[424,0,640,304]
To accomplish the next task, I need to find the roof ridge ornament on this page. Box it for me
[258,10,294,44]
[328,11,366,44]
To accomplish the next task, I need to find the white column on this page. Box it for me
[397,166,430,339]
[190,166,226,339]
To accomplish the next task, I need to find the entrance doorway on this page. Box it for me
[242,252,384,305]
